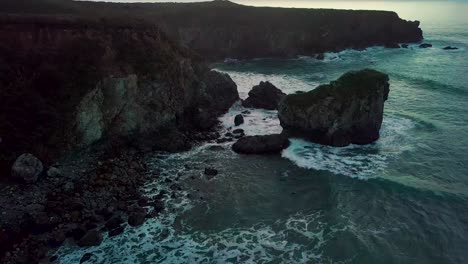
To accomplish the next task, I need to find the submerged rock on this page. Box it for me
[232,134,290,154]
[234,114,244,126]
[11,154,43,183]
[401,44,409,48]
[419,43,432,48]
[80,253,95,263]
[278,69,390,146]
[242,81,286,110]
[443,46,458,50]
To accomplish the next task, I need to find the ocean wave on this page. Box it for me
[282,115,415,179]
[55,208,355,264]
[216,70,317,98]
[219,102,282,137]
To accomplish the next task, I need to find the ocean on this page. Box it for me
[57,1,468,263]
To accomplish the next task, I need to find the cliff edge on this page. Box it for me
[1,0,424,60]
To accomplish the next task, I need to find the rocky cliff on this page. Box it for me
[1,0,424,60]
[0,16,238,178]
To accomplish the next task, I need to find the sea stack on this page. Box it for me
[278,69,390,147]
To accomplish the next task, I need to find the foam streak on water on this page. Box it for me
[282,116,415,179]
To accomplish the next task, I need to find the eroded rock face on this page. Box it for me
[278,69,390,146]
[242,81,286,110]
[0,17,240,173]
[232,134,290,154]
[191,71,239,130]
[11,154,43,183]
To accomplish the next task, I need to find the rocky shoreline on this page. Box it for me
[0,128,225,263]
[0,1,426,262]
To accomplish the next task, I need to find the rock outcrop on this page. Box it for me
[234,114,244,126]
[278,69,390,146]
[242,81,286,110]
[443,46,458,50]
[232,134,290,154]
[0,17,238,177]
[11,154,43,183]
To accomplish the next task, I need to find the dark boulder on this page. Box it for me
[204,167,218,176]
[234,114,244,126]
[316,53,325,60]
[108,226,125,237]
[242,81,286,110]
[232,134,290,154]
[216,137,233,144]
[11,154,43,183]
[128,210,146,227]
[443,46,458,50]
[419,43,432,48]
[278,69,390,146]
[232,129,244,134]
[77,230,103,247]
[401,44,409,48]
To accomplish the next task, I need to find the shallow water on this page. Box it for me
[57,1,468,263]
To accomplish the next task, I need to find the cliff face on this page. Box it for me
[67,0,423,60]
[155,3,423,59]
[1,1,424,60]
[0,16,238,177]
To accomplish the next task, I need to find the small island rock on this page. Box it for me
[242,81,286,110]
[278,69,390,147]
[232,134,290,154]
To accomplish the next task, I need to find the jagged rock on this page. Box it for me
[278,69,390,146]
[77,230,103,247]
[443,46,458,50]
[419,43,432,48]
[232,134,290,154]
[194,71,240,129]
[234,114,244,126]
[242,82,286,110]
[11,154,43,183]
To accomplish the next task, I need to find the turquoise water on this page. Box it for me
[57,1,468,263]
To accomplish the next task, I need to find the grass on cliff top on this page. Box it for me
[284,69,389,108]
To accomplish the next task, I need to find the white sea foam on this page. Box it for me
[216,70,317,98]
[56,207,351,263]
[282,116,415,179]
